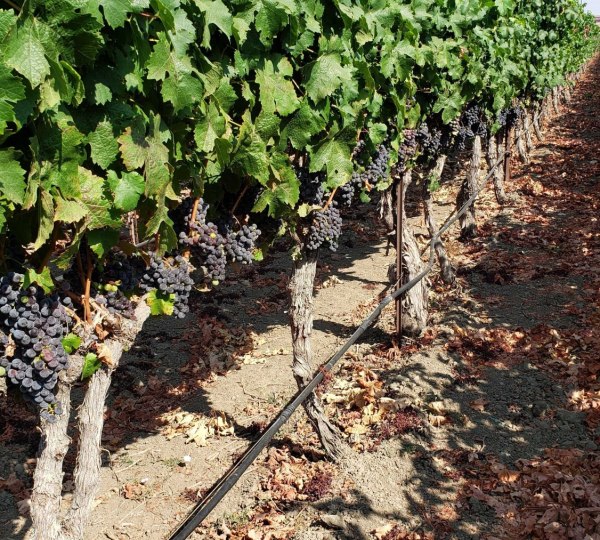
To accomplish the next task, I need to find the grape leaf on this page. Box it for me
[309,134,353,187]
[3,17,51,89]
[107,170,145,211]
[305,53,354,103]
[194,0,233,47]
[0,148,26,205]
[194,102,226,152]
[255,57,299,116]
[23,267,54,294]
[87,228,119,258]
[81,353,102,380]
[55,197,88,223]
[61,333,82,354]
[29,190,55,252]
[146,289,175,316]
[281,103,326,149]
[88,120,119,169]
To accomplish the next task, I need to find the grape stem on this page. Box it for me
[231,183,249,216]
[76,252,86,293]
[84,249,93,324]
[322,188,338,211]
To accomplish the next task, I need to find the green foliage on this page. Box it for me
[0,0,597,277]
[81,352,101,380]
[61,334,82,355]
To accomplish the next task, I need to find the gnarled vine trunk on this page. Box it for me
[289,250,343,460]
[29,303,151,540]
[515,116,529,163]
[458,134,482,240]
[397,170,428,335]
[524,111,534,154]
[486,132,508,205]
[533,106,544,141]
[422,155,455,284]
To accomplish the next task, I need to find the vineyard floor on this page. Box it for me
[2,58,600,540]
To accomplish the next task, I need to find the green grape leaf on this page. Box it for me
[107,170,145,211]
[309,134,353,187]
[88,120,119,169]
[29,190,55,252]
[93,0,138,29]
[79,167,122,229]
[2,17,51,89]
[55,197,88,224]
[0,148,26,205]
[81,353,102,380]
[194,102,226,152]
[305,53,354,103]
[195,0,233,46]
[280,103,326,149]
[150,0,177,30]
[161,72,202,111]
[0,64,26,103]
[61,333,82,354]
[87,228,119,259]
[146,289,175,316]
[23,267,54,294]
[255,57,299,116]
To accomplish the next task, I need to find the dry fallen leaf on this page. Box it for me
[469,398,488,412]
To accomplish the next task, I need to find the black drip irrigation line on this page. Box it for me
[167,114,548,540]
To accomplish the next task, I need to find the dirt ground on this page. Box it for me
[2,57,599,540]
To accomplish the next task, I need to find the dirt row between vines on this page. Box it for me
[2,58,600,540]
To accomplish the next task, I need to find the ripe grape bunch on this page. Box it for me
[140,254,194,318]
[416,123,443,161]
[223,223,261,265]
[297,168,326,206]
[395,129,418,173]
[0,272,72,422]
[179,199,228,283]
[498,106,524,131]
[306,203,343,252]
[93,283,135,319]
[455,105,488,151]
[340,144,390,206]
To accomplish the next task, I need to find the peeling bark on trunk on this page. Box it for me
[533,107,544,141]
[29,303,151,540]
[30,380,74,540]
[289,250,343,460]
[458,134,482,240]
[524,112,534,153]
[552,87,560,113]
[515,116,529,163]
[398,170,428,335]
[486,133,508,205]
[379,188,395,235]
[422,156,455,285]
[62,369,114,539]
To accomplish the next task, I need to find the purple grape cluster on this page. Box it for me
[340,144,390,206]
[223,223,261,264]
[178,199,261,281]
[179,200,228,283]
[140,253,194,318]
[297,168,326,205]
[93,285,135,319]
[305,204,343,252]
[395,129,418,173]
[498,106,524,130]
[416,123,443,160]
[455,104,488,151]
[0,272,72,422]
